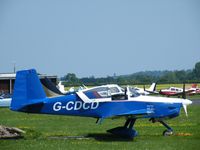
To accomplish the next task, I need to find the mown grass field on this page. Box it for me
[0,104,200,150]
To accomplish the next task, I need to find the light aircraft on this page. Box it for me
[188,84,200,95]
[57,81,88,95]
[0,94,12,107]
[159,85,195,97]
[10,69,192,139]
[57,81,68,94]
[134,83,158,95]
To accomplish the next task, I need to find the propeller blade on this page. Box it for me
[182,99,192,117]
[143,85,146,91]
[183,104,188,117]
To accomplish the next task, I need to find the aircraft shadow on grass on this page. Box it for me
[86,133,134,142]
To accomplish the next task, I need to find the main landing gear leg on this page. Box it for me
[107,118,138,139]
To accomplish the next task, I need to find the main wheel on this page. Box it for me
[163,130,173,136]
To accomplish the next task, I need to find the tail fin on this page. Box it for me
[191,84,197,88]
[148,83,157,92]
[10,69,46,111]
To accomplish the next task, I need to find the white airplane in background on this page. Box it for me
[159,84,196,97]
[0,97,11,107]
[0,94,12,107]
[186,84,200,95]
[159,87,183,96]
[57,82,125,97]
[57,81,68,94]
[57,81,88,94]
[134,83,158,95]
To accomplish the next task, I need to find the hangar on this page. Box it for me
[0,72,57,94]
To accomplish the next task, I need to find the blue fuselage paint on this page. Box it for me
[31,94,182,119]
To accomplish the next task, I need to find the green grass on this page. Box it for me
[0,105,200,150]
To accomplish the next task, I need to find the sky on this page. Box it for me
[0,0,200,77]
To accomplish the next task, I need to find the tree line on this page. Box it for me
[61,61,200,86]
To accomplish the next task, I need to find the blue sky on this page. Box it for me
[0,0,199,77]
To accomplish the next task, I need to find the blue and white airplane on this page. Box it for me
[10,69,192,139]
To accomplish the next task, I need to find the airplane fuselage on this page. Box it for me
[18,94,183,120]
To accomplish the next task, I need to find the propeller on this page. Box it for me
[182,99,192,117]
[143,85,146,91]
[181,83,192,117]
[183,104,188,117]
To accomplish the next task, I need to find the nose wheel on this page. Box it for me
[163,129,173,136]
[150,118,174,136]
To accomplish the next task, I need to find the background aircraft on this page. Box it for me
[57,81,88,95]
[10,69,192,139]
[134,83,158,95]
[0,93,12,107]
[187,84,200,95]
[57,81,68,94]
[159,84,195,97]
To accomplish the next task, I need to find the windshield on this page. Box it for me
[83,87,111,99]
[83,85,124,99]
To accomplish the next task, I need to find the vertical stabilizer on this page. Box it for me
[191,84,197,88]
[148,83,157,92]
[10,69,46,111]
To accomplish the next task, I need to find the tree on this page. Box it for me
[193,62,200,79]
[158,72,178,83]
[61,61,200,85]
[174,70,187,82]
[63,73,80,85]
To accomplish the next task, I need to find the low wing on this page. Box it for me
[96,108,151,124]
[106,108,153,120]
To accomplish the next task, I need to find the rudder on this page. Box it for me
[10,69,46,111]
[148,83,156,92]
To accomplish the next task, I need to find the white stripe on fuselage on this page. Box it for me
[92,96,186,104]
[129,96,184,103]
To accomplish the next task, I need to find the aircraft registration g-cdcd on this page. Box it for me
[10,69,192,139]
